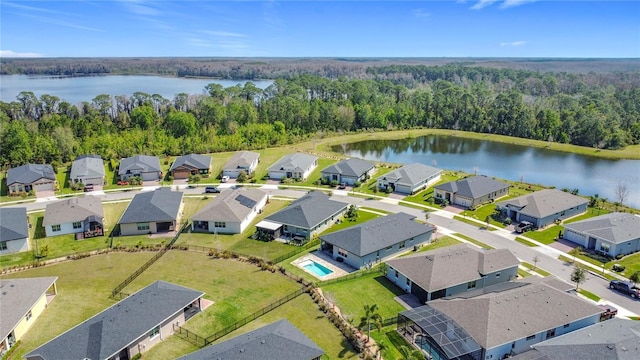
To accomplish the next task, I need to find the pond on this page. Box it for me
[331,135,640,209]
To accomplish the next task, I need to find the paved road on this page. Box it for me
[4,185,639,316]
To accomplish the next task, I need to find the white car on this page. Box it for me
[221,175,230,183]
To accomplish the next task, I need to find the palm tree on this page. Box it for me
[360,304,383,342]
[399,345,424,360]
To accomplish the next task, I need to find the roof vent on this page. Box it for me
[261,340,266,344]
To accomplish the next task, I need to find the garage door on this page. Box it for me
[33,182,53,191]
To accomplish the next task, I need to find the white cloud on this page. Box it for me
[501,0,538,8]
[500,41,527,47]
[119,0,161,16]
[201,30,247,38]
[0,50,43,58]
[471,0,499,10]
[413,8,431,18]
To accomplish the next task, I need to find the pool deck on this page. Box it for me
[292,250,356,280]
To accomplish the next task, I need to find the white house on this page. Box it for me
[43,197,105,238]
[563,212,640,258]
[191,188,268,234]
[0,207,30,255]
[377,163,441,194]
[222,151,260,178]
[268,153,318,180]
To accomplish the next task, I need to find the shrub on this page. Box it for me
[131,353,142,360]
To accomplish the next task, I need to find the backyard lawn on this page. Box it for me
[0,252,154,360]
[319,209,381,235]
[402,171,460,207]
[401,235,463,256]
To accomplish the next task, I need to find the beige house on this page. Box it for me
[118,188,184,236]
[0,277,58,355]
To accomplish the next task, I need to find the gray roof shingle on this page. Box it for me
[169,154,211,172]
[265,191,347,229]
[70,155,105,181]
[427,277,603,349]
[496,189,588,219]
[523,318,640,360]
[223,151,260,171]
[118,155,162,176]
[320,212,434,257]
[177,319,324,360]
[192,188,267,222]
[321,158,375,178]
[0,207,29,242]
[434,175,510,200]
[380,163,441,187]
[563,212,640,245]
[268,153,318,173]
[43,196,104,226]
[386,244,519,292]
[118,188,183,224]
[0,277,58,341]
[6,164,56,185]
[26,281,204,360]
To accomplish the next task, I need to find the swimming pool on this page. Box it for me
[301,260,334,277]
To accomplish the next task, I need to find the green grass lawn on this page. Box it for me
[402,235,463,256]
[610,252,640,279]
[521,262,551,277]
[121,251,302,348]
[1,252,155,360]
[320,210,381,235]
[453,215,497,230]
[515,237,538,247]
[402,172,462,207]
[578,289,601,302]
[525,208,612,245]
[452,233,494,249]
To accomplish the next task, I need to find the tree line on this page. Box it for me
[1,65,639,167]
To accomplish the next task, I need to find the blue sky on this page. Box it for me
[1,1,638,58]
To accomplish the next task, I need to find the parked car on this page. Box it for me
[83,185,94,192]
[338,182,346,189]
[205,186,220,193]
[515,221,534,233]
[609,280,640,298]
[221,175,230,183]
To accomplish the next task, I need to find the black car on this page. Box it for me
[609,280,640,298]
[83,185,94,192]
[205,186,220,193]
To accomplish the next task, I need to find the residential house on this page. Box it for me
[0,277,58,355]
[320,212,434,270]
[6,164,56,195]
[255,191,347,244]
[377,163,442,195]
[386,244,519,303]
[191,188,267,234]
[562,212,640,258]
[397,277,603,360]
[43,196,105,238]
[0,207,30,255]
[321,158,376,186]
[177,319,324,360]
[118,155,162,181]
[118,188,183,236]
[268,153,318,180]
[496,189,588,229]
[510,318,640,360]
[25,281,204,360]
[222,151,260,178]
[433,175,510,208]
[70,154,105,186]
[169,154,212,179]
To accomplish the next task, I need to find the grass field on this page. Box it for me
[402,235,463,256]
[525,208,612,245]
[452,233,494,249]
[120,251,303,357]
[0,252,155,360]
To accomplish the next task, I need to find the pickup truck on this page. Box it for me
[609,280,640,298]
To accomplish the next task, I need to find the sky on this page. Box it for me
[1,0,639,58]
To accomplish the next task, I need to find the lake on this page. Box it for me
[332,135,640,209]
[0,74,273,105]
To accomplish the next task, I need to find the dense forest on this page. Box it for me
[1,62,639,168]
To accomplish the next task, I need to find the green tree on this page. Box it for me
[571,266,587,291]
[630,271,640,286]
[130,105,157,129]
[237,170,248,183]
[0,120,33,165]
[165,110,196,137]
[568,246,583,263]
[398,345,424,360]
[360,304,383,342]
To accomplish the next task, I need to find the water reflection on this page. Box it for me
[332,135,640,209]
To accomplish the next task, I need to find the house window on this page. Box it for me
[406,278,410,286]
[395,270,399,278]
[52,224,61,232]
[149,326,160,339]
[137,223,150,231]
[399,241,406,249]
[467,280,476,289]
[600,243,610,253]
[546,329,556,338]
[214,222,226,228]
[26,310,32,321]
[386,245,393,250]
[563,324,570,328]
[0,242,7,251]
[73,222,82,229]
[526,335,536,341]
[338,248,348,258]
[496,272,501,278]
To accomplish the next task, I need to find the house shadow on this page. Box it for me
[374,275,406,297]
